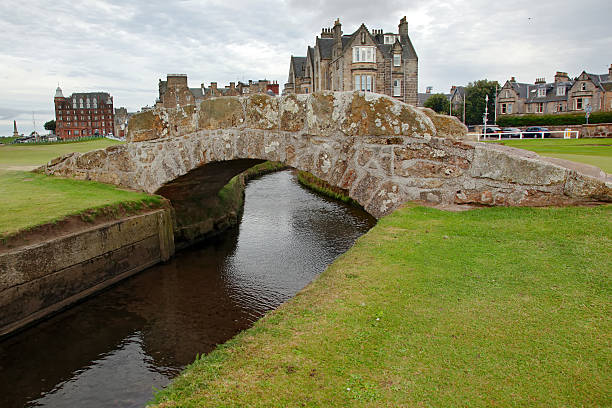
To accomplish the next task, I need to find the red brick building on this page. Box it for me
[54,86,115,139]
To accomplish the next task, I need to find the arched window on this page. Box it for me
[93,98,97,108]
[73,99,77,109]
[79,98,84,108]
[86,98,90,108]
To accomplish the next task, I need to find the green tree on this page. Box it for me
[464,79,500,126]
[424,93,450,114]
[44,119,56,133]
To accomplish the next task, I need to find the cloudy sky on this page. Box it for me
[0,0,610,136]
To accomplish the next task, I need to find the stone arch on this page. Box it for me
[42,91,611,240]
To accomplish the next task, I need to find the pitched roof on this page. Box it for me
[316,37,334,59]
[291,56,307,79]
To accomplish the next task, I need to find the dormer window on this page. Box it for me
[384,35,399,44]
[537,88,546,98]
[557,86,566,96]
[353,46,376,63]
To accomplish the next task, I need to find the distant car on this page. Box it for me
[483,126,502,135]
[524,126,551,138]
[502,127,521,138]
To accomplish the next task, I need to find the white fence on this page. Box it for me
[477,130,579,141]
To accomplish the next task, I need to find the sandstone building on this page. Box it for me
[54,86,115,139]
[156,74,279,109]
[496,64,612,116]
[284,17,418,106]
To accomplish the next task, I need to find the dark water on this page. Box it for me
[0,170,375,408]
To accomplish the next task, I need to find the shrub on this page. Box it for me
[497,112,612,127]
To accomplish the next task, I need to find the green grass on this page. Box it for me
[0,138,122,170]
[490,138,612,173]
[0,138,157,238]
[152,205,611,407]
[0,171,161,238]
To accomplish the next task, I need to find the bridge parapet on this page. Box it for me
[40,92,611,219]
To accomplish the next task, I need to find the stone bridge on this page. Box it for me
[42,91,611,244]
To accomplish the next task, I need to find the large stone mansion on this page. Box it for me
[284,17,418,106]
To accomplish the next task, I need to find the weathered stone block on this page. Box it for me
[470,144,567,186]
[198,98,244,129]
[280,94,306,132]
[128,110,168,142]
[419,107,468,139]
[246,94,279,130]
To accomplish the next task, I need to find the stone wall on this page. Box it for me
[40,91,611,219]
[0,209,174,337]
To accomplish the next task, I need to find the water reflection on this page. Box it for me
[0,170,375,407]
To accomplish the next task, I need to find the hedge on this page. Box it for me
[497,111,612,127]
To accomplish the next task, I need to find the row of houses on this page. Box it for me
[496,66,612,116]
[283,17,418,106]
[155,74,279,109]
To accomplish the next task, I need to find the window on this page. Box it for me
[384,35,398,44]
[361,32,366,44]
[352,46,376,63]
[93,99,97,108]
[79,98,84,108]
[537,87,546,98]
[576,98,583,110]
[536,102,544,113]
[73,99,77,109]
[67,130,71,135]
[354,75,373,92]
[557,86,566,96]
[86,98,90,108]
[305,87,309,93]
[393,53,401,67]
[581,83,586,91]
[393,79,401,96]
[501,103,513,114]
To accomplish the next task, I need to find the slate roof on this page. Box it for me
[292,56,307,79]
[418,92,450,107]
[317,37,334,59]
[586,72,611,90]
[525,81,574,103]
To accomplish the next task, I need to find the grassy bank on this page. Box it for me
[0,171,161,238]
[297,171,361,207]
[0,138,157,239]
[152,204,611,407]
[0,138,122,171]
[490,138,612,173]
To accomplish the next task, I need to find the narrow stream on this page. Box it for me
[0,170,375,407]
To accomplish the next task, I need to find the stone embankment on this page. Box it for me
[0,209,174,337]
[39,91,611,218]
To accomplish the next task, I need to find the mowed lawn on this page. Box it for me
[0,139,158,237]
[493,138,612,173]
[0,138,122,171]
[152,205,611,407]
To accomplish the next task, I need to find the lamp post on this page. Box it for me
[482,94,489,138]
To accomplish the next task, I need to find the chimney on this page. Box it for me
[510,76,516,82]
[426,86,433,94]
[451,85,456,92]
[609,64,612,78]
[333,18,342,56]
[398,16,408,42]
[554,71,570,83]
[535,77,546,85]
[321,27,333,39]
[230,82,235,90]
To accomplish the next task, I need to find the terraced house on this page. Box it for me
[496,64,612,116]
[284,17,418,106]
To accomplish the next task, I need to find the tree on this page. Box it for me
[463,79,500,126]
[44,120,56,133]
[424,93,450,114]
